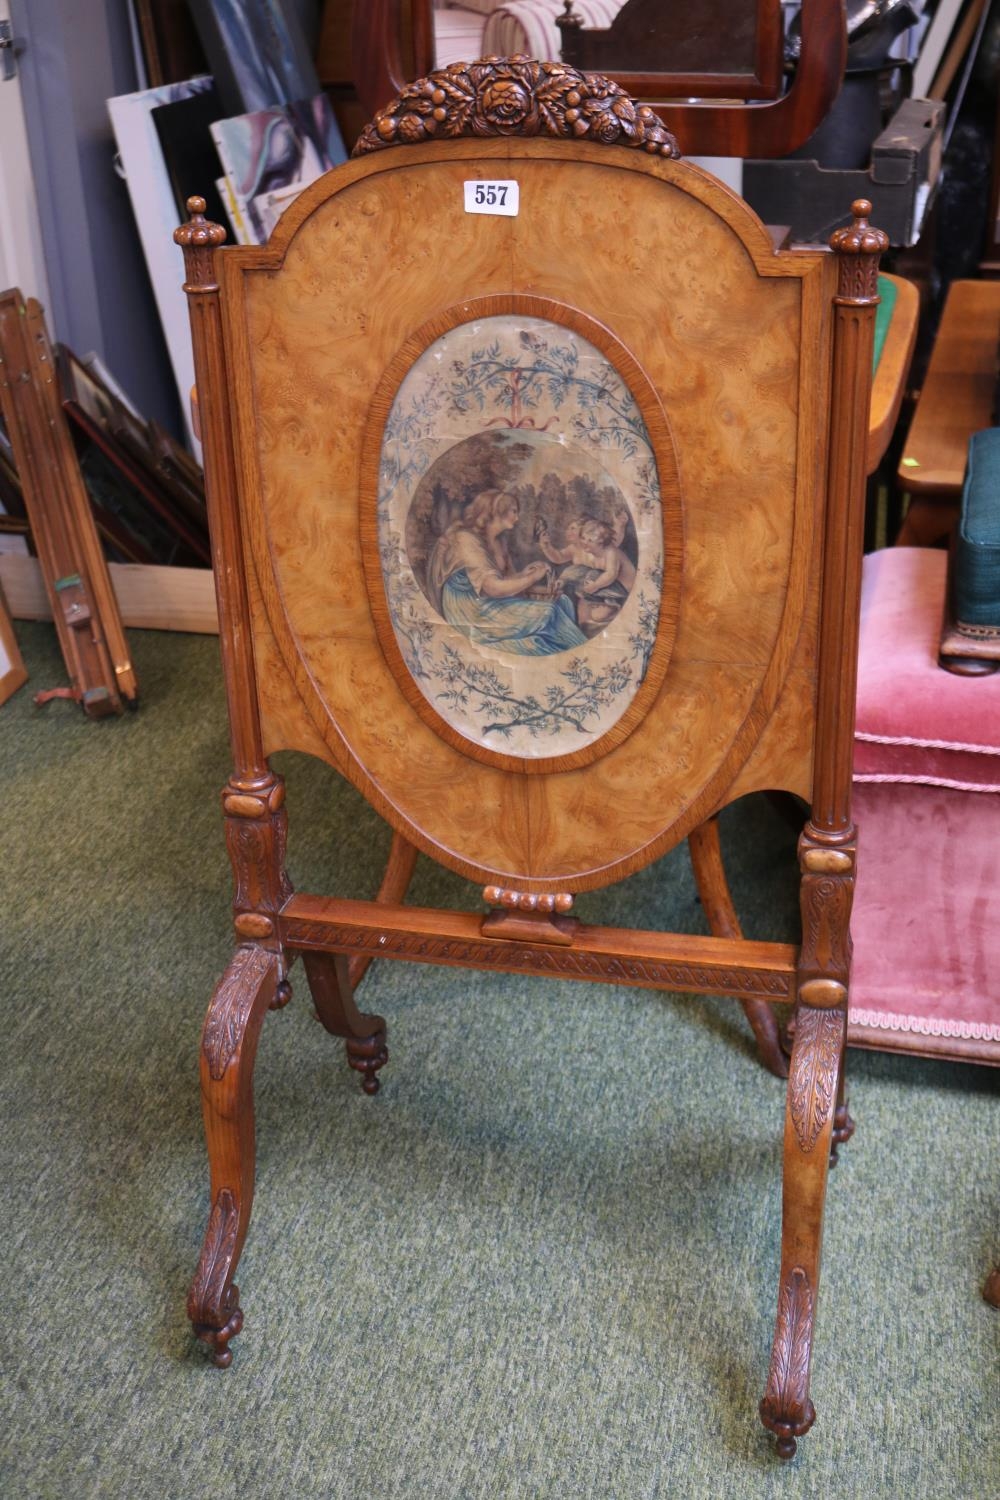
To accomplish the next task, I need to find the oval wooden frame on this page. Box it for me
[359,293,684,775]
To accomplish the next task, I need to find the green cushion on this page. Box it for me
[872,273,897,373]
[954,427,1000,628]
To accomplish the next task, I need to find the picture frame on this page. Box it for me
[57,345,211,566]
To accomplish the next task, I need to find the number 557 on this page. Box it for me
[474,183,508,206]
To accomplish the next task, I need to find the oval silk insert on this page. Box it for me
[373,314,664,761]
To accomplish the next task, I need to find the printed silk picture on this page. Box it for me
[375,315,664,759]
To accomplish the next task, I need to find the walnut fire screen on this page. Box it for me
[174,58,885,1462]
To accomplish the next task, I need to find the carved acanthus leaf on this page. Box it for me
[762,1266,815,1426]
[202,945,276,1080]
[187,1188,239,1325]
[788,1006,844,1153]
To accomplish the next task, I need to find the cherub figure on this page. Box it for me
[533,512,634,631]
[577,515,636,625]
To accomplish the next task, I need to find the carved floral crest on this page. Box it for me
[354,56,680,157]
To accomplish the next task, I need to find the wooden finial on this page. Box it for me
[174,195,227,294]
[829,199,888,304]
[557,0,584,31]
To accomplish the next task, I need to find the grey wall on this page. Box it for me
[11,0,183,438]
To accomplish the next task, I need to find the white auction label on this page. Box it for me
[464,180,519,216]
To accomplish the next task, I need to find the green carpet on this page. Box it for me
[2,620,997,1499]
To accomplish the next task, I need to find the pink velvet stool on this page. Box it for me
[849,546,1000,1063]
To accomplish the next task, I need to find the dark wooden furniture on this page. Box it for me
[0,290,138,715]
[349,0,846,159]
[321,0,435,146]
[898,279,1000,546]
[175,61,885,1460]
[559,0,785,100]
[556,0,846,157]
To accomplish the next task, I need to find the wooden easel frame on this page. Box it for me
[0,582,27,706]
[175,63,885,1461]
[0,290,138,715]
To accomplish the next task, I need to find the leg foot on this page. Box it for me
[346,1028,389,1094]
[187,946,279,1363]
[301,950,389,1094]
[269,978,292,1010]
[984,1267,1000,1307]
[760,1004,845,1458]
[829,1101,855,1166]
[192,1302,243,1367]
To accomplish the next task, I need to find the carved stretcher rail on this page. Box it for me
[281,896,797,1002]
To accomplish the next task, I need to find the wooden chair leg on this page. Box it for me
[760,1001,846,1459]
[985,1268,1000,1307]
[688,816,788,1078]
[188,944,280,1367]
[302,949,388,1094]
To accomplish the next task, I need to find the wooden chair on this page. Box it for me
[175,59,886,1460]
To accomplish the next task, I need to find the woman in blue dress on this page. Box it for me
[426,489,585,657]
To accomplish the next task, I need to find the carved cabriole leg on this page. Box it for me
[688,817,788,1079]
[188,945,279,1365]
[301,950,389,1094]
[760,827,855,1458]
[187,771,294,1364]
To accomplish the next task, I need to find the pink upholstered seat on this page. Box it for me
[850,547,1000,1062]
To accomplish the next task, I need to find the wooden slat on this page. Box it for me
[899,279,1000,497]
[281,894,798,1003]
[0,552,218,634]
[867,273,918,475]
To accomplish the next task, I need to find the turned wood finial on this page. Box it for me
[830,199,888,305]
[174,195,227,293]
[353,57,680,158]
[556,0,583,32]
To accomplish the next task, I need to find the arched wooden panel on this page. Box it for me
[220,138,834,890]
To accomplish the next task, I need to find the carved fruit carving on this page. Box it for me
[354,57,680,159]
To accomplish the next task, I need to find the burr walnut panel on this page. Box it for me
[223,139,834,889]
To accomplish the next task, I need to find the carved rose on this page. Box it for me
[586,96,638,144]
[478,77,533,130]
